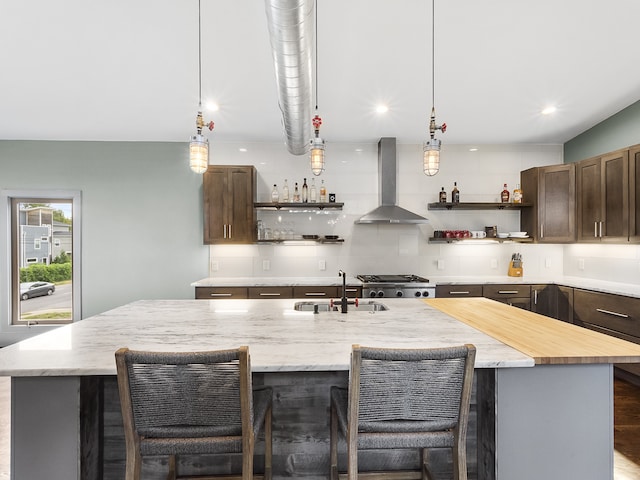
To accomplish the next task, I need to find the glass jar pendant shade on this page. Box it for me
[310,114,325,176]
[423,138,440,176]
[189,133,209,174]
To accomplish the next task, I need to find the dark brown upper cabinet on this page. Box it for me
[630,145,640,242]
[520,164,576,243]
[203,165,256,244]
[576,149,629,243]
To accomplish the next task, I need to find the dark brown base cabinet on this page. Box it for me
[482,284,531,310]
[435,284,483,298]
[195,285,362,300]
[573,289,640,379]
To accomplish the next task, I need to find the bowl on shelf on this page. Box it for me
[497,233,509,239]
[508,232,528,238]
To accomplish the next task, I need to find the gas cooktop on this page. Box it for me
[356,274,430,284]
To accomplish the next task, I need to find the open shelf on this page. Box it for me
[427,202,532,211]
[256,238,344,245]
[255,202,343,210]
[428,237,533,244]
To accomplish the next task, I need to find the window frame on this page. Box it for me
[0,190,82,333]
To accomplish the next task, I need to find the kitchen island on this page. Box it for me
[0,298,639,479]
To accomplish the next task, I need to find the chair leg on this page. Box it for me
[421,448,435,480]
[264,405,273,480]
[452,444,467,480]
[167,454,177,480]
[330,402,338,480]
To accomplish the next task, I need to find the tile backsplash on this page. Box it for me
[208,141,572,279]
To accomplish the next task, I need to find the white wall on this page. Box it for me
[563,243,640,285]
[208,141,564,279]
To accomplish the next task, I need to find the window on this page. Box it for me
[1,191,81,326]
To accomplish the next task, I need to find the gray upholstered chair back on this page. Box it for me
[356,345,469,432]
[121,348,250,438]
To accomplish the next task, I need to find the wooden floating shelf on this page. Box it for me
[254,202,344,210]
[428,237,533,244]
[427,202,533,211]
[256,238,344,244]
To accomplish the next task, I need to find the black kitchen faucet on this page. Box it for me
[338,270,348,313]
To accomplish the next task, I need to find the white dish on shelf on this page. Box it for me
[497,233,509,238]
[509,232,528,238]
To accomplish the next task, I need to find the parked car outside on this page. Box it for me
[20,282,55,300]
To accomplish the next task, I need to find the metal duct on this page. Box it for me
[264,0,314,155]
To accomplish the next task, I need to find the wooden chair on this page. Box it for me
[330,344,476,480]
[115,346,272,480]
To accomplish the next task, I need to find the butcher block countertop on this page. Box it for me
[426,297,640,365]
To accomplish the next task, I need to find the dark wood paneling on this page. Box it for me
[248,286,293,299]
[557,286,574,324]
[576,156,602,242]
[629,145,640,242]
[573,289,640,339]
[601,149,629,241]
[292,286,338,298]
[195,286,248,299]
[436,284,483,298]
[530,284,558,318]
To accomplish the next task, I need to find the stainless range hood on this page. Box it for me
[355,138,429,224]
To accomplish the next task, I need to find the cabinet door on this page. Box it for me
[557,286,574,324]
[520,165,575,243]
[248,286,293,299]
[530,284,557,318]
[435,285,483,297]
[203,167,229,243]
[203,166,256,244]
[628,145,640,242]
[576,156,602,242]
[293,286,339,298]
[600,149,629,242]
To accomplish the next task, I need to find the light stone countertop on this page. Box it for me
[0,298,533,377]
[193,275,640,298]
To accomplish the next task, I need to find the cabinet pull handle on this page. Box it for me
[534,289,538,304]
[210,293,232,297]
[599,221,602,238]
[540,224,543,238]
[345,288,358,293]
[594,222,598,238]
[596,308,629,319]
[449,291,470,295]
[259,292,281,296]
[223,224,227,239]
[229,224,232,238]
[305,292,327,296]
[498,290,519,294]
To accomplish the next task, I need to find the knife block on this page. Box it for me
[508,261,523,277]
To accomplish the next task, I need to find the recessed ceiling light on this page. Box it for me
[355,148,363,152]
[239,148,248,152]
[206,102,220,112]
[541,106,557,115]
[376,105,389,114]
[469,148,478,152]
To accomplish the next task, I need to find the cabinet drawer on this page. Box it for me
[483,284,531,298]
[293,286,339,298]
[573,289,640,338]
[248,286,293,299]
[195,287,248,299]
[435,285,483,297]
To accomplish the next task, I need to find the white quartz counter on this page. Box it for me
[0,298,533,376]
[191,276,363,287]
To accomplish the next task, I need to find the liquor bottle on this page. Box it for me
[439,187,447,203]
[513,183,523,204]
[282,179,290,202]
[302,178,308,203]
[309,178,317,202]
[271,184,279,203]
[319,179,327,202]
[293,182,301,202]
[501,183,510,203]
[451,182,460,204]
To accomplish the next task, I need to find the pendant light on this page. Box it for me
[310,0,325,176]
[189,0,214,174]
[423,0,446,176]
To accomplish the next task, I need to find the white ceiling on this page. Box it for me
[2,0,640,148]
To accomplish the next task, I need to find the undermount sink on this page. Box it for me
[293,301,388,312]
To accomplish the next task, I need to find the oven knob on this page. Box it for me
[414,291,421,297]
[377,291,385,298]
[369,291,377,298]
[422,290,431,297]
[396,291,403,297]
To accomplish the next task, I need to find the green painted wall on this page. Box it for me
[0,141,208,329]
[564,99,640,163]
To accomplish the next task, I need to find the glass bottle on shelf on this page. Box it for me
[451,182,460,204]
[302,178,308,203]
[271,184,279,203]
[319,179,327,202]
[293,182,301,202]
[513,183,523,203]
[282,179,290,203]
[310,178,317,202]
[501,183,510,203]
[439,187,447,203]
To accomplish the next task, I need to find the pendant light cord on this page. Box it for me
[198,0,203,110]
[314,0,319,112]
[431,0,435,108]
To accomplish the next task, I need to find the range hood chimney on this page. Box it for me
[355,138,429,224]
